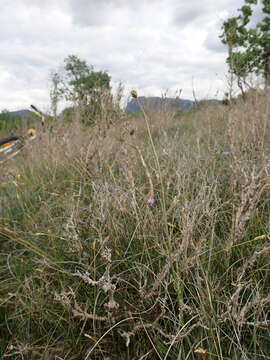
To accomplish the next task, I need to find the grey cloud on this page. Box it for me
[249,3,265,27]
[204,34,226,53]
[173,6,205,27]
[66,0,170,27]
[67,0,111,27]
[20,0,68,8]
[203,20,227,54]
[172,0,244,28]
[66,0,136,27]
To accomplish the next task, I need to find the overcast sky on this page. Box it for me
[0,0,252,112]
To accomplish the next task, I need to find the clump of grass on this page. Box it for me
[1,89,270,359]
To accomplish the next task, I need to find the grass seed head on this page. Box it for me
[130,89,138,98]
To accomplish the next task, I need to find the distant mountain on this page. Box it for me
[125,96,195,113]
[8,109,32,117]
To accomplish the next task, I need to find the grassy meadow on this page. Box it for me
[1,90,270,359]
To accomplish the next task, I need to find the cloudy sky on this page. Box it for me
[0,0,252,112]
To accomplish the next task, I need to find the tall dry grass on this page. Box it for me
[1,90,270,359]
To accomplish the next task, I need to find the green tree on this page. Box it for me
[59,55,111,124]
[220,0,270,91]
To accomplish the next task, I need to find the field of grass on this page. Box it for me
[1,90,270,359]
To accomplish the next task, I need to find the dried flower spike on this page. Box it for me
[194,348,209,359]
[194,348,208,354]
[130,89,138,98]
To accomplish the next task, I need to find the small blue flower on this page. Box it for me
[222,151,232,156]
[147,197,156,204]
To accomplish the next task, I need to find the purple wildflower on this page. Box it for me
[147,197,156,204]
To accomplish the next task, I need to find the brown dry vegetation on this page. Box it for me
[1,90,270,359]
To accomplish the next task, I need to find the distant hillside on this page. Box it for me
[0,109,36,131]
[0,109,35,124]
[8,109,32,117]
[126,96,195,113]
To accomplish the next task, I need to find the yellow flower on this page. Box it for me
[27,128,37,138]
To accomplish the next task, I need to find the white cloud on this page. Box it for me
[0,0,263,112]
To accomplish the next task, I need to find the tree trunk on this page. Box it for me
[264,54,270,89]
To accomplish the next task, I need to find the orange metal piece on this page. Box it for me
[1,142,12,148]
